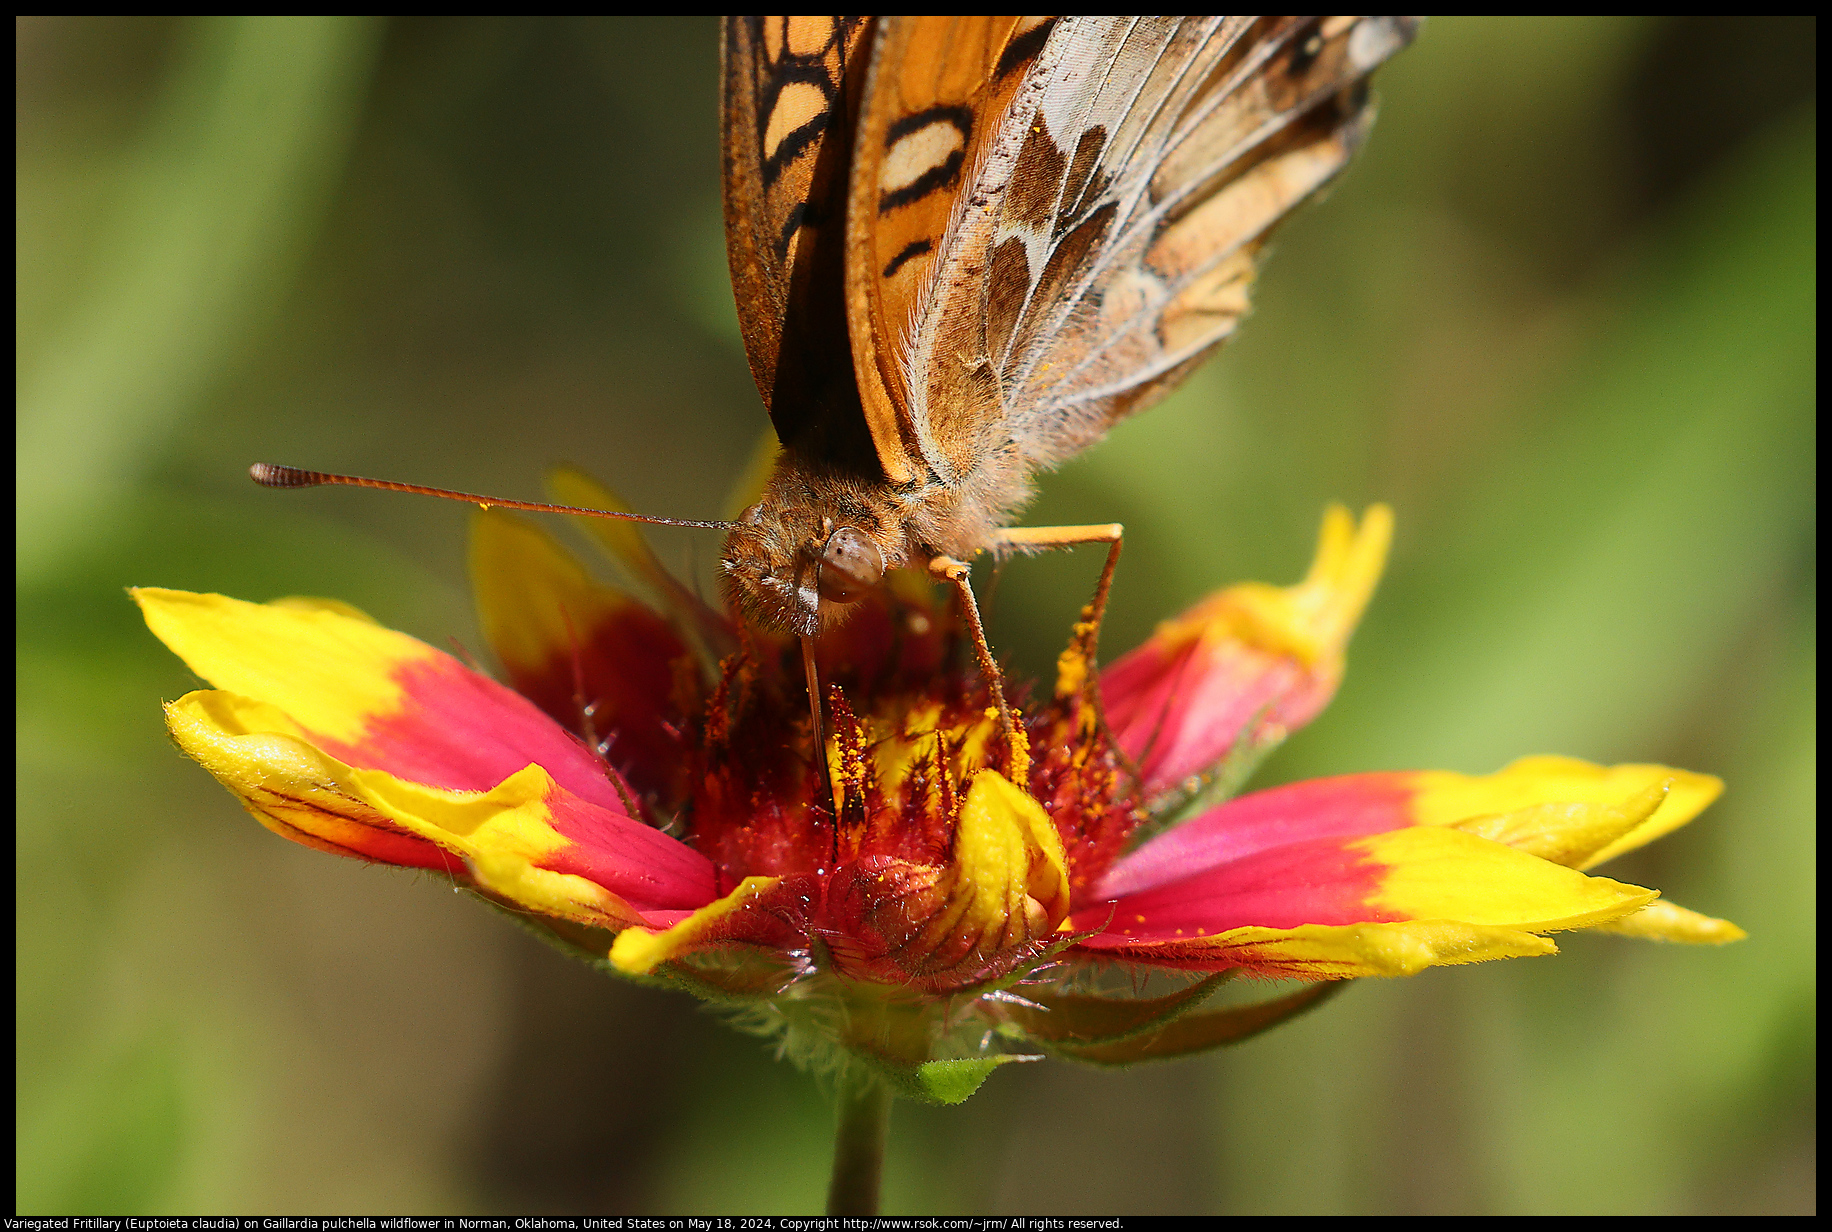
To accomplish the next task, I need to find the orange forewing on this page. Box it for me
[842,16,1060,485]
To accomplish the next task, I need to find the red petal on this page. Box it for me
[1099,505,1390,793]
[535,785,716,912]
[1101,640,1330,792]
[309,653,632,815]
[1099,772,1415,899]
[471,510,701,802]
[1077,832,1397,942]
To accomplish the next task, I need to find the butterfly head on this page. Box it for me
[721,494,889,638]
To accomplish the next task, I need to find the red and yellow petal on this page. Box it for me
[139,588,439,748]
[1102,756,1724,900]
[1098,772,1415,900]
[135,587,633,811]
[608,875,805,974]
[165,689,458,871]
[1075,826,1656,978]
[165,689,714,924]
[470,511,699,800]
[1100,504,1391,793]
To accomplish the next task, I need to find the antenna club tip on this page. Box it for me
[250,463,316,488]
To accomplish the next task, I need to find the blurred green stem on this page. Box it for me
[826,1072,891,1215]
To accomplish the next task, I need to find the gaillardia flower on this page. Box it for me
[137,492,1741,1105]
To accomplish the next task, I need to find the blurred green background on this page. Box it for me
[16,16,1814,1215]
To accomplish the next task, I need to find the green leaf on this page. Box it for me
[863,1053,1043,1106]
[1001,972,1236,1046]
[1047,982,1345,1067]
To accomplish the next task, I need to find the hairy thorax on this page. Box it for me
[720,444,1034,638]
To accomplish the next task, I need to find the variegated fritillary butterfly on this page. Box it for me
[718,15,1417,730]
[257,16,1418,748]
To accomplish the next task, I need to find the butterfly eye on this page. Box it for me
[741,503,765,525]
[817,527,884,604]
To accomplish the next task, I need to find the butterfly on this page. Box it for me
[258,16,1417,747]
[716,14,1417,729]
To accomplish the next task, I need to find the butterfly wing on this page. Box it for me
[842,16,1062,486]
[845,16,1419,485]
[999,16,1421,459]
[720,16,879,472]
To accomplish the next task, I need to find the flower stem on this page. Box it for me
[826,1072,892,1216]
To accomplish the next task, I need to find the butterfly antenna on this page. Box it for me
[250,464,740,531]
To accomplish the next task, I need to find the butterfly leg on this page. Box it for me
[927,555,1017,748]
[989,523,1136,778]
[991,523,1125,649]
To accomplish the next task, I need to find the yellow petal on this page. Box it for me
[1154,503,1392,668]
[1591,898,1747,944]
[135,588,440,744]
[1409,756,1724,868]
[609,875,782,974]
[1358,826,1657,931]
[1448,780,1669,869]
[952,769,1071,936]
[1193,919,1558,979]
